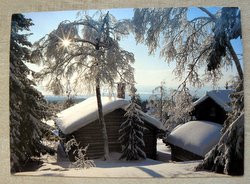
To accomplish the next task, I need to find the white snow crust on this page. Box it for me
[167,121,223,157]
[194,90,232,112]
[55,96,165,134]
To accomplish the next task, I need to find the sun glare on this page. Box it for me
[62,39,71,47]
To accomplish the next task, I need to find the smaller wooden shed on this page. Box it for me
[167,121,223,161]
[55,96,165,160]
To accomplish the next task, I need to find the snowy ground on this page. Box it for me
[15,139,227,178]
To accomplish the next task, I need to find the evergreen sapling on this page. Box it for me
[119,87,146,160]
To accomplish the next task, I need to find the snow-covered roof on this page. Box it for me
[55,96,165,134]
[167,121,222,157]
[194,90,233,112]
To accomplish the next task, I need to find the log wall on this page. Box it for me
[65,109,157,160]
[170,144,203,161]
[192,98,227,125]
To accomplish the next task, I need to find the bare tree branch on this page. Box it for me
[198,7,217,21]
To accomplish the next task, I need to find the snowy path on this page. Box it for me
[15,139,227,178]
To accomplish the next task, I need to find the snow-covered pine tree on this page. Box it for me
[119,86,146,160]
[10,14,54,172]
[134,94,148,113]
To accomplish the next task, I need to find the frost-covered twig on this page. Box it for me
[65,137,95,169]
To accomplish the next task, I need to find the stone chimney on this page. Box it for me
[117,82,126,99]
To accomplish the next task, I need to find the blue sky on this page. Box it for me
[23,7,243,97]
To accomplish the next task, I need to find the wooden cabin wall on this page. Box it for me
[143,123,157,159]
[65,109,158,160]
[170,144,203,161]
[192,98,227,124]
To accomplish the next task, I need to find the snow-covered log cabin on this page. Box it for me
[55,96,165,160]
[166,90,232,161]
[192,90,233,124]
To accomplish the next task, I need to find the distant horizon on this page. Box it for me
[43,85,229,101]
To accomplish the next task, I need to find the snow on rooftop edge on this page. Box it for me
[167,121,222,157]
[55,96,165,134]
[55,96,129,134]
[140,111,166,131]
[194,90,232,112]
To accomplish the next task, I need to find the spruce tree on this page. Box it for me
[10,14,53,172]
[119,87,146,160]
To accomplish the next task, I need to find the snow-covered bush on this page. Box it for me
[65,137,95,169]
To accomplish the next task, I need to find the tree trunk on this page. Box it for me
[160,85,163,122]
[226,41,244,80]
[95,77,110,160]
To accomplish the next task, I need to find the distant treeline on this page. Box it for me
[45,96,86,104]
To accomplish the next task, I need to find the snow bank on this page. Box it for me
[55,96,165,134]
[167,121,222,157]
[194,90,232,112]
[15,152,226,178]
[15,158,226,178]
